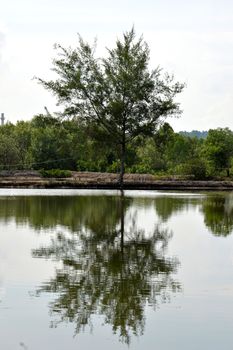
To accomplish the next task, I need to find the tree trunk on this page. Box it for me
[120,190,125,254]
[119,141,125,190]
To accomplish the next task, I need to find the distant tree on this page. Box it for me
[154,122,175,151]
[203,128,233,177]
[136,137,165,173]
[14,121,32,168]
[31,124,75,170]
[37,28,184,187]
[0,133,19,169]
[166,133,198,167]
[31,114,59,129]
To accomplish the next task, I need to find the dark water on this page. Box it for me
[0,189,233,349]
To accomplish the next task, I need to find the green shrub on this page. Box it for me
[39,169,72,178]
[172,159,207,180]
[128,164,153,174]
[106,161,121,173]
[76,160,105,172]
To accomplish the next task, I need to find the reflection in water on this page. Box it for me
[201,194,233,236]
[0,196,127,232]
[0,193,233,238]
[154,196,199,222]
[0,192,232,343]
[32,193,180,344]
[0,191,233,348]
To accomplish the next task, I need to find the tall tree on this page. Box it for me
[38,28,184,187]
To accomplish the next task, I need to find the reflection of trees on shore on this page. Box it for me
[154,196,200,222]
[1,193,233,239]
[201,194,233,236]
[0,195,128,232]
[32,194,180,344]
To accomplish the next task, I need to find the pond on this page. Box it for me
[0,189,233,350]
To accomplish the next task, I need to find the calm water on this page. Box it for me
[0,189,233,349]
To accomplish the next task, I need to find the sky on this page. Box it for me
[0,0,233,131]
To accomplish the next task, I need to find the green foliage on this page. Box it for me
[128,163,153,174]
[14,121,33,168]
[203,128,233,177]
[30,115,82,170]
[0,132,20,169]
[31,127,61,169]
[0,113,233,180]
[136,138,166,172]
[31,114,59,128]
[106,161,121,173]
[173,158,207,179]
[166,134,198,167]
[154,123,175,151]
[39,169,72,178]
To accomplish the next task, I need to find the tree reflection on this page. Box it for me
[1,192,232,239]
[32,192,180,344]
[0,195,126,233]
[202,194,233,236]
[154,196,199,222]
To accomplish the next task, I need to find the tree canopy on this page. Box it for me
[203,128,233,176]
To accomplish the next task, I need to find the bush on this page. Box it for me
[39,169,72,178]
[128,164,153,174]
[171,159,207,180]
[76,160,107,172]
[106,161,121,173]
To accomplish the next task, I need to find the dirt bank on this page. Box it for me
[0,171,233,190]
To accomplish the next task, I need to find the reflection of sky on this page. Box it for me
[124,203,157,240]
[0,222,59,285]
[0,188,205,197]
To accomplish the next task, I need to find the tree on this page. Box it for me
[166,134,197,166]
[203,128,233,177]
[30,115,79,170]
[0,132,20,170]
[38,28,184,188]
[14,121,32,169]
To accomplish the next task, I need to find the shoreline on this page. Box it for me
[0,172,232,190]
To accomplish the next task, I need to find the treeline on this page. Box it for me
[0,114,233,179]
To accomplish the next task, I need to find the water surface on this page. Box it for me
[0,189,233,349]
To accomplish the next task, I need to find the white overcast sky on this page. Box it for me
[0,0,233,131]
